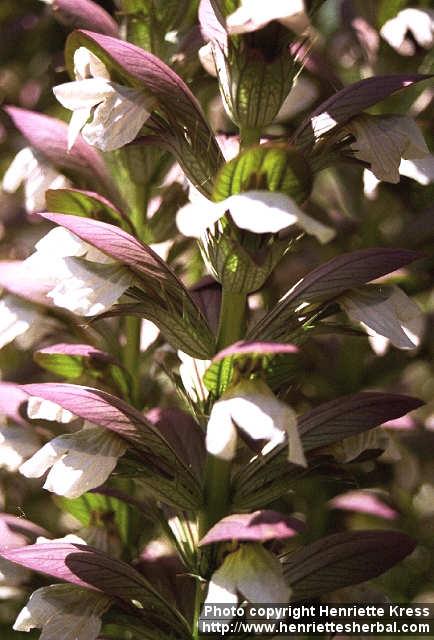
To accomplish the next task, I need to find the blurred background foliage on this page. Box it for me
[0,0,433,633]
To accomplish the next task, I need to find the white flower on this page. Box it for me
[399,155,434,184]
[23,227,134,316]
[380,9,434,56]
[226,0,309,36]
[53,47,154,151]
[205,543,290,607]
[140,319,160,352]
[177,187,335,244]
[2,147,71,213]
[48,258,133,316]
[178,350,211,403]
[345,114,429,183]
[35,534,87,545]
[310,112,339,139]
[19,421,127,498]
[340,285,424,352]
[275,77,319,122]
[363,155,434,199]
[27,396,75,423]
[0,294,42,350]
[205,379,306,466]
[0,424,40,472]
[14,584,111,640]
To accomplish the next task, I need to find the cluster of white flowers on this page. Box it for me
[54,47,154,152]
[18,397,127,499]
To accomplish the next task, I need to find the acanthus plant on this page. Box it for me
[0,0,432,638]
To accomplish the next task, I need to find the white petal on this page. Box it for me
[205,577,238,607]
[226,0,307,35]
[0,425,40,472]
[363,168,380,200]
[275,77,319,122]
[2,148,37,193]
[198,43,217,77]
[21,426,126,498]
[368,333,390,356]
[206,545,290,607]
[53,78,113,111]
[346,114,429,183]
[68,107,92,150]
[36,534,87,545]
[340,285,424,350]
[74,47,110,81]
[33,227,90,258]
[399,156,434,185]
[24,162,69,213]
[140,320,160,352]
[381,9,434,53]
[43,427,126,498]
[81,85,152,151]
[149,240,172,261]
[0,295,38,349]
[228,191,335,242]
[380,13,408,51]
[19,440,63,479]
[47,258,133,316]
[226,395,287,444]
[177,190,334,243]
[229,393,306,466]
[47,173,72,191]
[205,402,237,461]
[27,397,75,423]
[310,112,339,138]
[236,545,290,603]
[178,350,211,403]
[176,200,225,237]
[14,584,110,640]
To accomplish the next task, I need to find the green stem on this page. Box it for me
[239,125,261,149]
[200,291,248,537]
[123,316,141,408]
[122,180,148,408]
[192,578,202,640]
[216,290,247,351]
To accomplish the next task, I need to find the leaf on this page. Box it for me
[249,248,419,341]
[328,491,398,520]
[3,107,109,189]
[283,530,416,599]
[0,381,31,425]
[33,343,131,399]
[298,391,424,451]
[20,383,202,509]
[203,341,299,396]
[199,510,304,545]
[64,30,224,195]
[0,513,49,547]
[295,74,431,147]
[45,188,134,232]
[232,392,422,509]
[38,212,215,358]
[145,407,205,479]
[0,543,190,637]
[48,0,119,36]
[213,144,313,204]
